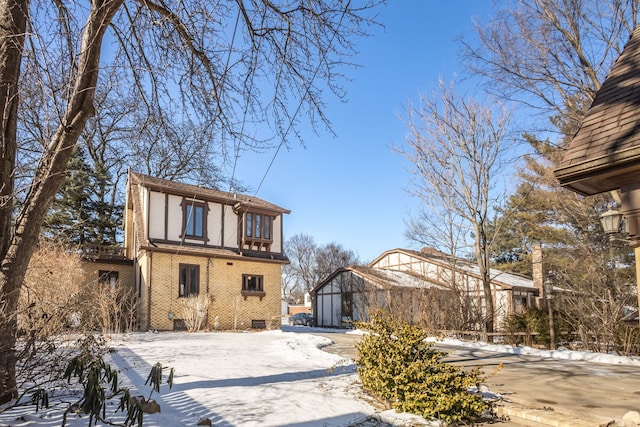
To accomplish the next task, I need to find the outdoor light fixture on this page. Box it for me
[600,209,623,235]
[167,311,174,320]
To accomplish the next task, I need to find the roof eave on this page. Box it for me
[554,146,640,196]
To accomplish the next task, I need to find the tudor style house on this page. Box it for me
[84,171,290,331]
[313,248,540,330]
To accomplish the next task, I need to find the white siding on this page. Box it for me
[148,191,165,239]
[272,215,283,253]
[495,290,509,327]
[166,194,184,241]
[331,294,341,326]
[141,186,149,240]
[223,205,238,248]
[208,202,223,246]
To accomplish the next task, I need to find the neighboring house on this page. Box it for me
[312,248,540,330]
[313,264,450,328]
[82,171,290,331]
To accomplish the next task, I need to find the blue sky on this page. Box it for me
[233,2,493,262]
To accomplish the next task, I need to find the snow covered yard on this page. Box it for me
[4,327,638,427]
[0,330,432,427]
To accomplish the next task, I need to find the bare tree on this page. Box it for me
[283,233,320,302]
[282,234,360,302]
[406,193,479,329]
[179,294,211,333]
[464,0,639,346]
[315,242,360,282]
[0,0,382,403]
[397,79,514,335]
[462,0,640,136]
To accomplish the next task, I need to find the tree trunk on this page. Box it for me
[475,226,494,337]
[0,0,122,404]
[0,0,30,404]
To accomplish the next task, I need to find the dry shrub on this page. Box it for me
[179,294,211,332]
[10,241,89,406]
[82,278,137,335]
[19,240,85,338]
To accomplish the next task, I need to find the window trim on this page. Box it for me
[180,199,209,241]
[241,274,265,300]
[241,212,273,251]
[179,263,200,297]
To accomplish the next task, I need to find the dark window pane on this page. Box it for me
[242,274,264,291]
[179,264,199,297]
[185,204,204,238]
[194,206,203,237]
[246,213,253,237]
[264,216,271,239]
[179,265,187,296]
[190,266,198,294]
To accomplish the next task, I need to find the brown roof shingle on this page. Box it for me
[130,172,290,214]
[555,26,640,195]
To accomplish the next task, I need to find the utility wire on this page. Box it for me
[253,7,349,197]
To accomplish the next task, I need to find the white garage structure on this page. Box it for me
[312,248,540,329]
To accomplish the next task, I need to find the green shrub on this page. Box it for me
[502,307,550,347]
[354,311,487,424]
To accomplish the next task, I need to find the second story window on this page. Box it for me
[244,213,272,240]
[181,199,208,240]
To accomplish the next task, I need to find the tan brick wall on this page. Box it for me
[208,258,282,331]
[137,253,149,329]
[144,251,283,331]
[80,260,135,291]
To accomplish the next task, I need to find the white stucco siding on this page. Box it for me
[314,275,346,327]
[148,191,166,240]
[318,293,340,327]
[223,205,238,248]
[165,194,183,240]
[332,294,341,326]
[207,203,223,246]
[271,215,283,253]
[424,263,438,281]
[139,186,150,241]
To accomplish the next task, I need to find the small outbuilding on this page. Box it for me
[312,265,449,328]
[312,248,541,330]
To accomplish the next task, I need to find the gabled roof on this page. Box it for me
[129,172,290,214]
[125,172,289,262]
[370,248,537,290]
[310,264,448,294]
[554,26,640,196]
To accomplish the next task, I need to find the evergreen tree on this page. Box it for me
[43,145,123,246]
[87,162,123,245]
[43,145,95,246]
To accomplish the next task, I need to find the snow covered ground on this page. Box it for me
[0,328,432,427]
[1,325,639,427]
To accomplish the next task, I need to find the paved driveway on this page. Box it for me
[308,329,640,426]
